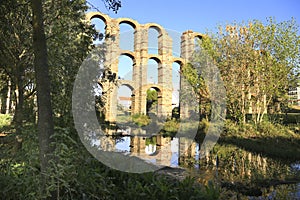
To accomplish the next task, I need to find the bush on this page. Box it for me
[199,118,210,134]
[163,118,179,133]
[131,114,151,127]
[255,121,295,137]
[0,114,12,129]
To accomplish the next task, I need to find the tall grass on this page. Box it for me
[221,120,300,161]
[0,114,12,130]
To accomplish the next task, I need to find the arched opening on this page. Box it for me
[94,83,104,122]
[172,62,181,109]
[90,17,106,45]
[118,54,134,80]
[117,85,133,124]
[148,27,159,54]
[147,59,159,84]
[167,29,181,57]
[146,87,161,117]
[119,22,135,51]
[145,136,157,155]
[194,35,203,52]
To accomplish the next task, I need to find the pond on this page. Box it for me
[88,128,300,199]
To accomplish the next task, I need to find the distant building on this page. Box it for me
[118,96,132,109]
[289,84,300,106]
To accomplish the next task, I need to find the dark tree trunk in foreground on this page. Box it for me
[12,65,25,152]
[31,0,54,197]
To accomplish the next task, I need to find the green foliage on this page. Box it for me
[0,0,34,125]
[189,19,300,124]
[172,107,180,119]
[255,121,296,138]
[132,114,151,126]
[101,0,122,13]
[146,89,158,114]
[0,124,216,199]
[146,88,158,102]
[181,63,211,118]
[0,114,12,129]
[268,113,300,124]
[0,124,40,199]
[205,180,220,200]
[163,118,179,134]
[198,118,210,133]
[222,120,300,161]
[145,137,156,146]
[44,0,94,127]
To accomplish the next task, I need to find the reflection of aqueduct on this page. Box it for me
[98,134,199,167]
[86,12,203,122]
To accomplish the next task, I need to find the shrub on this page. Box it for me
[0,114,12,129]
[131,114,151,126]
[198,118,210,134]
[163,118,179,133]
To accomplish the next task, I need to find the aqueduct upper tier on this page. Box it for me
[86,12,203,122]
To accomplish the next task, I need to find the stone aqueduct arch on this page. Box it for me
[86,12,203,122]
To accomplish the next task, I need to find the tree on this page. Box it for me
[43,0,94,126]
[0,0,34,136]
[101,0,121,13]
[31,0,55,196]
[249,19,300,122]
[0,1,39,161]
[30,0,122,197]
[0,0,122,197]
[188,19,300,124]
[181,62,211,120]
[146,88,158,113]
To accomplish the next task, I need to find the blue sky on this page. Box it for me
[88,0,300,34]
[88,0,299,107]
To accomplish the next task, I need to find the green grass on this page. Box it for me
[219,120,300,162]
[161,118,179,135]
[131,114,151,127]
[0,114,12,131]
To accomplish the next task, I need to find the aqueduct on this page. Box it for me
[86,12,203,122]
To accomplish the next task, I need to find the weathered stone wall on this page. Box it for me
[86,12,203,122]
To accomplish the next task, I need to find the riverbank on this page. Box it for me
[218,120,300,162]
[1,113,300,199]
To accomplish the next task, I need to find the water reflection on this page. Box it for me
[91,128,300,198]
[94,134,179,167]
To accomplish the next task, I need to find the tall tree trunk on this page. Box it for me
[31,0,55,197]
[5,79,11,114]
[0,97,2,113]
[12,65,25,152]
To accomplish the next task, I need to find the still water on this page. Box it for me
[89,128,300,199]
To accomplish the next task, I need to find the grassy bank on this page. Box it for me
[118,113,300,162]
[2,113,299,199]
[218,120,300,162]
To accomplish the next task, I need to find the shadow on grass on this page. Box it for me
[219,135,300,162]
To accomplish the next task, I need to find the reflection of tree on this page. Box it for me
[178,138,198,167]
[195,144,298,196]
[112,135,125,145]
[145,137,156,145]
[145,137,157,155]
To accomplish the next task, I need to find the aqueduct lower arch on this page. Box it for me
[86,12,202,122]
